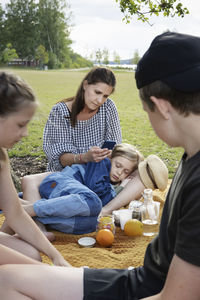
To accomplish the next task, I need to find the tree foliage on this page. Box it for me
[5,0,39,59]
[0,4,6,52]
[116,0,189,23]
[131,49,140,65]
[113,51,121,64]
[95,49,102,64]
[37,0,72,67]
[1,43,18,63]
[35,45,49,67]
[102,48,109,65]
[0,0,92,68]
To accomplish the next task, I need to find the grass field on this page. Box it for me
[5,67,183,178]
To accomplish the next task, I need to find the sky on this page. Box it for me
[68,0,200,60]
[1,0,200,60]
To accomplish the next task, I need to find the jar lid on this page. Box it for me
[129,200,143,210]
[78,237,96,248]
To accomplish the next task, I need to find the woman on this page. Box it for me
[0,71,69,266]
[43,67,122,171]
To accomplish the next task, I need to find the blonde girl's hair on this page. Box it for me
[111,143,144,171]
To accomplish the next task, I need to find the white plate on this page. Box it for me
[78,237,96,248]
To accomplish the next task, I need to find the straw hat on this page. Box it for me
[138,155,168,191]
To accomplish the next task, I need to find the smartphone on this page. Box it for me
[101,140,116,150]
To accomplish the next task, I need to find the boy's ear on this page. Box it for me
[150,96,170,120]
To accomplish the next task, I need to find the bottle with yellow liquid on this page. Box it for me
[141,189,160,236]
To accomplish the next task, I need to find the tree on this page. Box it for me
[113,51,121,64]
[131,49,140,65]
[0,0,93,69]
[5,0,39,59]
[1,43,18,63]
[95,49,102,64]
[102,48,109,65]
[38,0,72,68]
[116,0,189,23]
[0,4,6,53]
[35,45,49,67]
[69,51,93,69]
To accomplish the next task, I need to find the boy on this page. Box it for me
[83,31,200,299]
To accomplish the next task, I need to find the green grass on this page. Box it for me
[5,68,183,178]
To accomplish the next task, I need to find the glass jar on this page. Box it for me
[97,215,115,234]
[129,200,143,221]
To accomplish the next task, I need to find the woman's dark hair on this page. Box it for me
[139,80,200,116]
[61,67,116,126]
[0,72,36,116]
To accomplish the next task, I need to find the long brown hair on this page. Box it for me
[61,67,116,127]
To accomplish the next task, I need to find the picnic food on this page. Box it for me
[96,229,114,247]
[124,219,143,237]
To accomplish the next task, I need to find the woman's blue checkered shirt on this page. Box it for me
[43,98,122,171]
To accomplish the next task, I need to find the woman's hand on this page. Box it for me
[83,146,111,163]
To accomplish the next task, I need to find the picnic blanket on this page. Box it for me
[0,181,171,269]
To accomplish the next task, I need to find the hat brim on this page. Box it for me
[138,155,168,191]
[138,160,155,190]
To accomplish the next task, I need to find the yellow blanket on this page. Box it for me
[0,182,170,268]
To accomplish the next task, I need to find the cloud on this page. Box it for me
[70,0,200,60]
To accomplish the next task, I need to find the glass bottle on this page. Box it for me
[141,189,160,236]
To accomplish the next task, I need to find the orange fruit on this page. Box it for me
[124,219,143,237]
[96,229,114,247]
